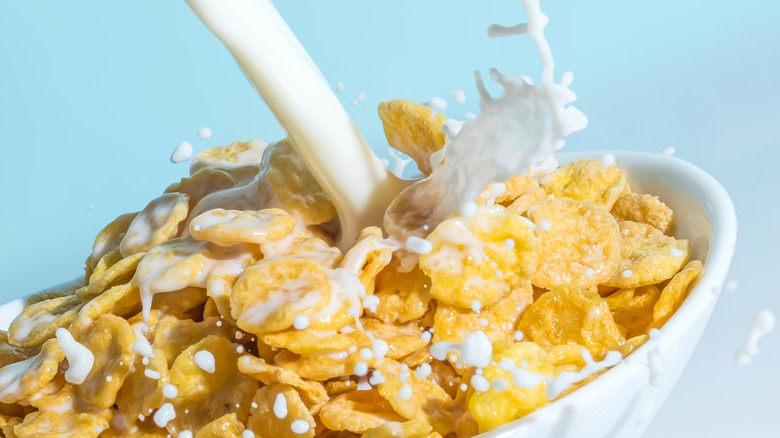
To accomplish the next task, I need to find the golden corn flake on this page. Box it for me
[604,234,690,288]
[120,192,190,256]
[378,99,447,175]
[375,359,456,436]
[362,420,435,438]
[0,332,39,369]
[12,408,112,438]
[70,283,140,338]
[190,140,265,174]
[0,339,64,404]
[319,389,405,434]
[152,287,209,321]
[468,342,554,433]
[261,329,369,356]
[115,347,169,423]
[167,335,257,433]
[272,349,367,382]
[619,334,649,358]
[237,355,328,411]
[165,168,244,210]
[89,211,139,272]
[152,316,232,368]
[286,236,343,268]
[246,383,315,438]
[618,220,663,238]
[526,197,621,290]
[8,295,82,349]
[78,314,135,409]
[518,284,625,360]
[507,186,547,216]
[433,281,533,352]
[604,285,662,338]
[541,158,628,210]
[265,138,338,225]
[231,256,353,335]
[372,257,431,324]
[341,226,393,294]
[77,251,145,300]
[419,205,539,309]
[189,208,298,247]
[477,175,538,207]
[362,318,427,360]
[651,260,704,329]
[194,413,245,438]
[612,193,674,235]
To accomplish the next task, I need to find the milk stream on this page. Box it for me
[184,0,409,250]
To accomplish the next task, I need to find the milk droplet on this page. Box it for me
[460,202,478,218]
[406,236,433,254]
[335,81,344,93]
[492,378,509,390]
[356,92,366,101]
[178,431,193,438]
[350,99,359,107]
[360,348,373,360]
[622,270,633,278]
[662,147,675,156]
[354,361,369,377]
[369,370,386,386]
[471,300,482,312]
[398,384,413,400]
[362,295,380,313]
[144,369,161,380]
[451,89,466,104]
[513,331,524,341]
[55,328,94,385]
[372,339,389,360]
[416,363,432,379]
[197,127,213,139]
[163,384,178,399]
[170,141,193,163]
[421,330,432,343]
[470,375,491,392]
[538,221,551,231]
[585,268,595,277]
[464,112,477,119]
[670,248,683,257]
[428,96,447,110]
[194,350,216,373]
[504,238,516,249]
[242,431,255,438]
[88,204,95,212]
[724,280,739,293]
[600,152,616,167]
[153,403,176,428]
[105,375,113,382]
[291,420,310,434]
[293,315,310,330]
[274,392,288,419]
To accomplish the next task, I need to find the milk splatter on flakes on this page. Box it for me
[55,328,95,385]
[735,310,775,366]
[194,350,216,373]
[273,392,288,419]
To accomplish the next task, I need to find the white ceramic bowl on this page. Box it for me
[0,150,737,438]
[479,150,737,438]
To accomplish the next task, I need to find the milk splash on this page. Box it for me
[384,0,586,240]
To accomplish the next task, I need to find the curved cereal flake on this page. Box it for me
[89,212,139,272]
[477,175,539,207]
[603,234,690,288]
[167,335,256,434]
[231,257,353,335]
[286,236,343,268]
[0,339,64,404]
[25,289,71,308]
[246,383,315,438]
[152,316,233,368]
[0,332,40,369]
[419,205,539,309]
[189,208,298,247]
[8,295,82,348]
[612,193,674,235]
[362,421,437,438]
[518,285,625,360]
[78,314,135,409]
[619,334,649,358]
[120,193,190,257]
[238,355,328,411]
[362,319,427,360]
[604,285,662,338]
[165,168,245,211]
[88,247,123,285]
[468,342,554,433]
[372,257,431,324]
[273,349,369,382]
[378,99,446,175]
[375,359,456,436]
[12,408,112,438]
[541,159,628,209]
[194,413,245,438]
[115,347,169,424]
[265,138,338,225]
[190,140,266,175]
[341,227,393,294]
[71,284,141,338]
[526,198,621,290]
[152,287,208,321]
[507,186,547,216]
[77,251,145,300]
[26,373,78,413]
[651,260,704,329]
[618,220,663,238]
[319,389,405,434]
[262,330,368,356]
[433,281,533,352]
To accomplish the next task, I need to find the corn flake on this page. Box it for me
[419,205,539,309]
[238,355,328,411]
[8,295,82,349]
[12,408,112,438]
[378,99,447,175]
[612,193,674,235]
[120,193,190,256]
[189,208,298,247]
[194,413,245,438]
[77,314,135,409]
[604,285,662,338]
[651,260,704,329]
[541,158,628,210]
[246,383,315,438]
[526,197,621,290]
[319,389,405,434]
[604,234,690,288]
[372,257,431,324]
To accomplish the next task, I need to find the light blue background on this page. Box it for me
[1,1,778,437]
